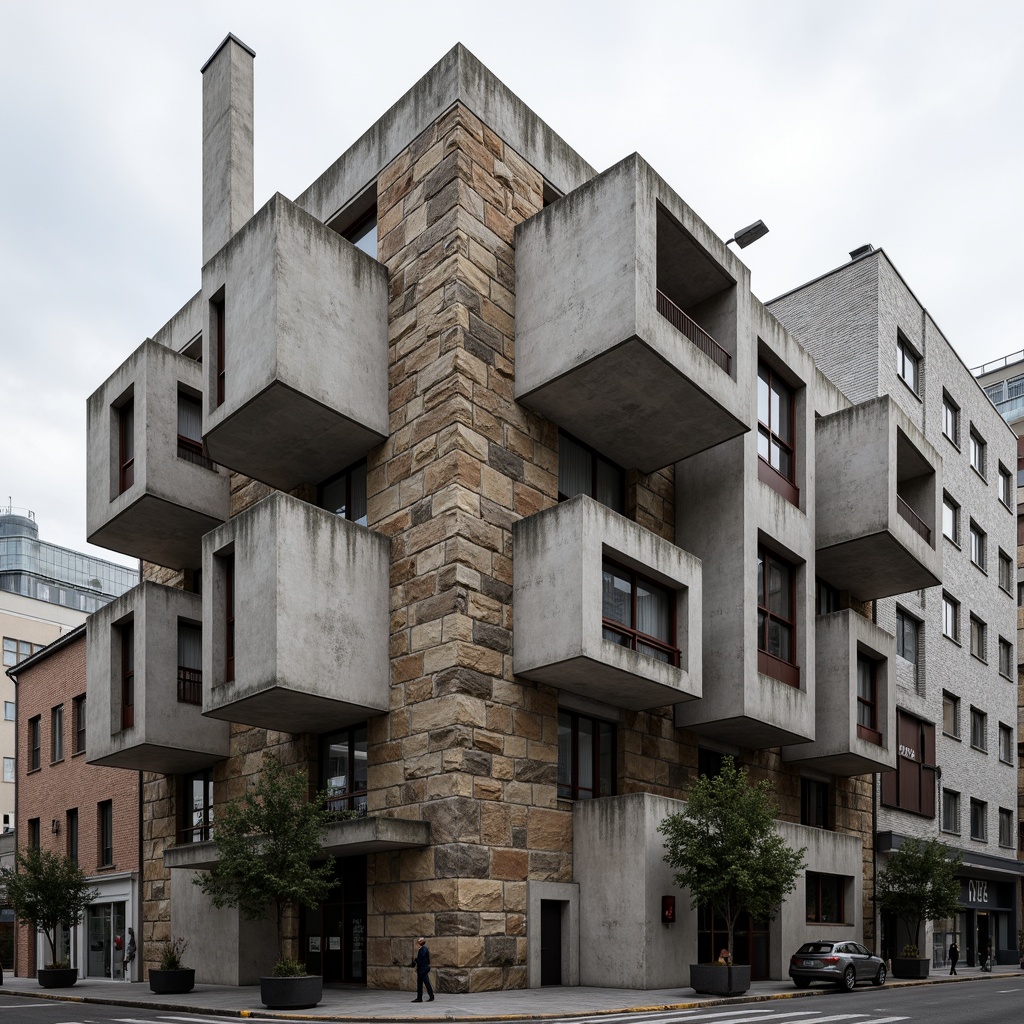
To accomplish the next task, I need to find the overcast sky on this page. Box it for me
[2,0,1021,567]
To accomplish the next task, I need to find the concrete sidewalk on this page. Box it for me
[0,963,1019,1021]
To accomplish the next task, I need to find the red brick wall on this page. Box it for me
[13,632,139,976]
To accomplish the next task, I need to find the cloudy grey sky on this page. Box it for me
[2,0,1021,566]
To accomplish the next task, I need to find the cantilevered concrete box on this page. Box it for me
[86,340,230,569]
[515,154,750,473]
[816,396,942,599]
[86,582,229,773]
[513,495,701,710]
[783,609,897,775]
[202,492,390,733]
[201,193,388,491]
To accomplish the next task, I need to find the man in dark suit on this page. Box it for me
[412,937,434,1002]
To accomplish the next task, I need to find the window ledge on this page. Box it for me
[940,828,961,836]
[970,465,988,484]
[970,653,988,665]
[943,732,962,742]
[897,375,922,402]
[943,434,961,452]
[943,634,962,647]
[943,537,961,550]
[857,724,883,745]
[971,562,988,576]
[970,745,988,754]
[71,750,86,759]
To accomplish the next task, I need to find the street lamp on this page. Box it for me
[726,219,769,249]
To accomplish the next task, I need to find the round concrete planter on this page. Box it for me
[689,963,751,995]
[149,968,195,994]
[891,957,930,979]
[37,967,78,988]
[260,974,322,1009]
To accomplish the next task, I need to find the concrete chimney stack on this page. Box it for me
[201,34,255,266]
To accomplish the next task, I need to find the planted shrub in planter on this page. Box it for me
[659,757,805,996]
[149,937,195,994]
[193,755,335,1009]
[0,847,97,988]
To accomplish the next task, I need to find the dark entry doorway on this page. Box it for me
[540,900,562,985]
[301,856,367,984]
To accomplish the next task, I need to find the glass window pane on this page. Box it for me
[558,433,591,500]
[757,371,770,426]
[350,464,368,526]
[774,386,792,443]
[177,393,202,442]
[602,566,631,626]
[577,718,594,798]
[598,722,614,797]
[557,713,572,798]
[635,580,670,642]
[595,459,624,513]
[757,428,770,461]
[768,562,791,617]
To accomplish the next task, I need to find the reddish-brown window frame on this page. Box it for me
[557,709,617,801]
[757,545,799,687]
[225,555,235,682]
[601,558,679,666]
[558,430,626,513]
[120,622,134,730]
[856,656,882,745]
[757,362,799,505]
[118,398,135,493]
[177,621,203,706]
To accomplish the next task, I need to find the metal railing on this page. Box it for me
[896,495,931,544]
[177,437,218,472]
[656,290,731,373]
[177,667,202,705]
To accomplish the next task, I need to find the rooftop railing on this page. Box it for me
[656,290,731,373]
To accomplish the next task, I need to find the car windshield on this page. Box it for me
[796,942,835,955]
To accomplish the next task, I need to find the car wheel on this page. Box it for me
[841,965,856,991]
[872,964,886,987]
[794,977,811,989]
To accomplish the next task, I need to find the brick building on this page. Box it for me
[6,627,140,979]
[81,35,1017,991]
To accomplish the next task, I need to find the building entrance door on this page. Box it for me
[540,900,562,985]
[301,856,367,983]
[976,912,990,968]
[86,902,126,979]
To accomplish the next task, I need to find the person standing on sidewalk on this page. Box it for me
[948,941,959,975]
[412,937,434,1002]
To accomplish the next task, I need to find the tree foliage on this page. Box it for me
[874,837,962,954]
[658,757,805,961]
[193,755,336,969]
[1,847,98,967]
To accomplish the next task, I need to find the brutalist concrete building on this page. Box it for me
[83,35,1018,990]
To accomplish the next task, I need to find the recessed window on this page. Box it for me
[895,609,919,670]
[805,872,846,923]
[999,550,1013,593]
[999,723,1013,764]
[941,789,960,834]
[969,521,986,570]
[970,707,987,752]
[896,333,920,394]
[602,561,678,665]
[970,799,987,841]
[942,593,959,642]
[942,393,960,446]
[28,715,40,772]
[998,637,1013,678]
[223,554,235,683]
[120,622,135,730]
[942,495,959,544]
[50,704,63,763]
[3,701,13,721]
[757,362,798,503]
[558,431,625,513]
[318,459,369,525]
[66,808,78,865]
[181,769,214,843]
[969,615,987,662]
[856,656,881,744]
[999,808,1013,848]
[212,294,226,408]
[321,724,369,815]
[942,691,960,738]
[177,390,214,469]
[557,709,616,801]
[815,578,840,616]
[73,694,86,755]
[98,800,114,866]
[756,546,799,686]
[343,207,378,259]
[998,464,1013,508]
[969,428,987,477]
[118,397,135,494]
[27,818,40,850]
[177,622,203,705]
[800,778,830,829]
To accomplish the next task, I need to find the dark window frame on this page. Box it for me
[856,656,881,745]
[942,593,960,643]
[180,768,214,843]
[998,550,1013,593]
[320,724,369,815]
[50,704,63,763]
[66,808,79,864]
[177,621,203,705]
[120,621,134,730]
[98,800,113,866]
[28,715,41,772]
[27,818,40,850]
[601,558,680,666]
[969,428,987,478]
[942,691,960,739]
[941,789,960,834]
[970,706,987,752]
[557,429,626,513]
[998,463,1013,508]
[757,362,799,505]
[224,555,235,682]
[805,872,846,924]
[118,397,135,494]
[73,694,86,754]
[213,295,226,407]
[800,777,831,830]
[896,332,920,394]
[969,615,987,663]
[998,637,1013,679]
[941,393,960,446]
[998,723,1013,764]
[998,808,1013,848]
[970,798,987,841]
[557,708,617,801]
[756,545,799,686]
[317,458,369,525]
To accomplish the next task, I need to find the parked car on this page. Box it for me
[789,940,886,991]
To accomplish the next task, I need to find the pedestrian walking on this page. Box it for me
[948,940,958,975]
[123,927,136,980]
[411,936,434,1002]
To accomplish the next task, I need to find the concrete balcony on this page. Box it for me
[86,340,230,569]
[815,396,942,600]
[515,154,750,474]
[201,192,389,491]
[783,609,897,775]
[512,495,701,710]
[86,582,229,773]
[202,492,390,733]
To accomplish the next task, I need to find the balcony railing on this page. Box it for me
[656,290,731,373]
[177,666,203,705]
[177,436,218,472]
[896,495,931,544]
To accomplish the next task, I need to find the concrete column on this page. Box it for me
[201,33,255,265]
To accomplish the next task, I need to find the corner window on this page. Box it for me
[970,799,987,841]
[942,593,959,642]
[881,710,936,817]
[969,521,986,571]
[970,707,987,752]
[856,656,881,744]
[969,428,987,478]
[942,494,959,544]
[805,872,846,923]
[557,709,616,801]
[998,550,1013,593]
[318,459,368,525]
[28,716,41,772]
[800,778,831,829]
[343,207,378,259]
[98,800,113,866]
[50,704,63,762]
[998,464,1013,508]
[757,362,798,503]
[969,615,987,662]
[942,691,960,738]
[895,609,919,667]
[942,393,960,446]
[998,637,1013,679]
[602,560,678,665]
[558,431,625,513]
[321,724,369,815]
[998,723,1013,764]
[756,546,799,686]
[999,808,1013,848]
[941,789,960,834]
[896,333,920,393]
